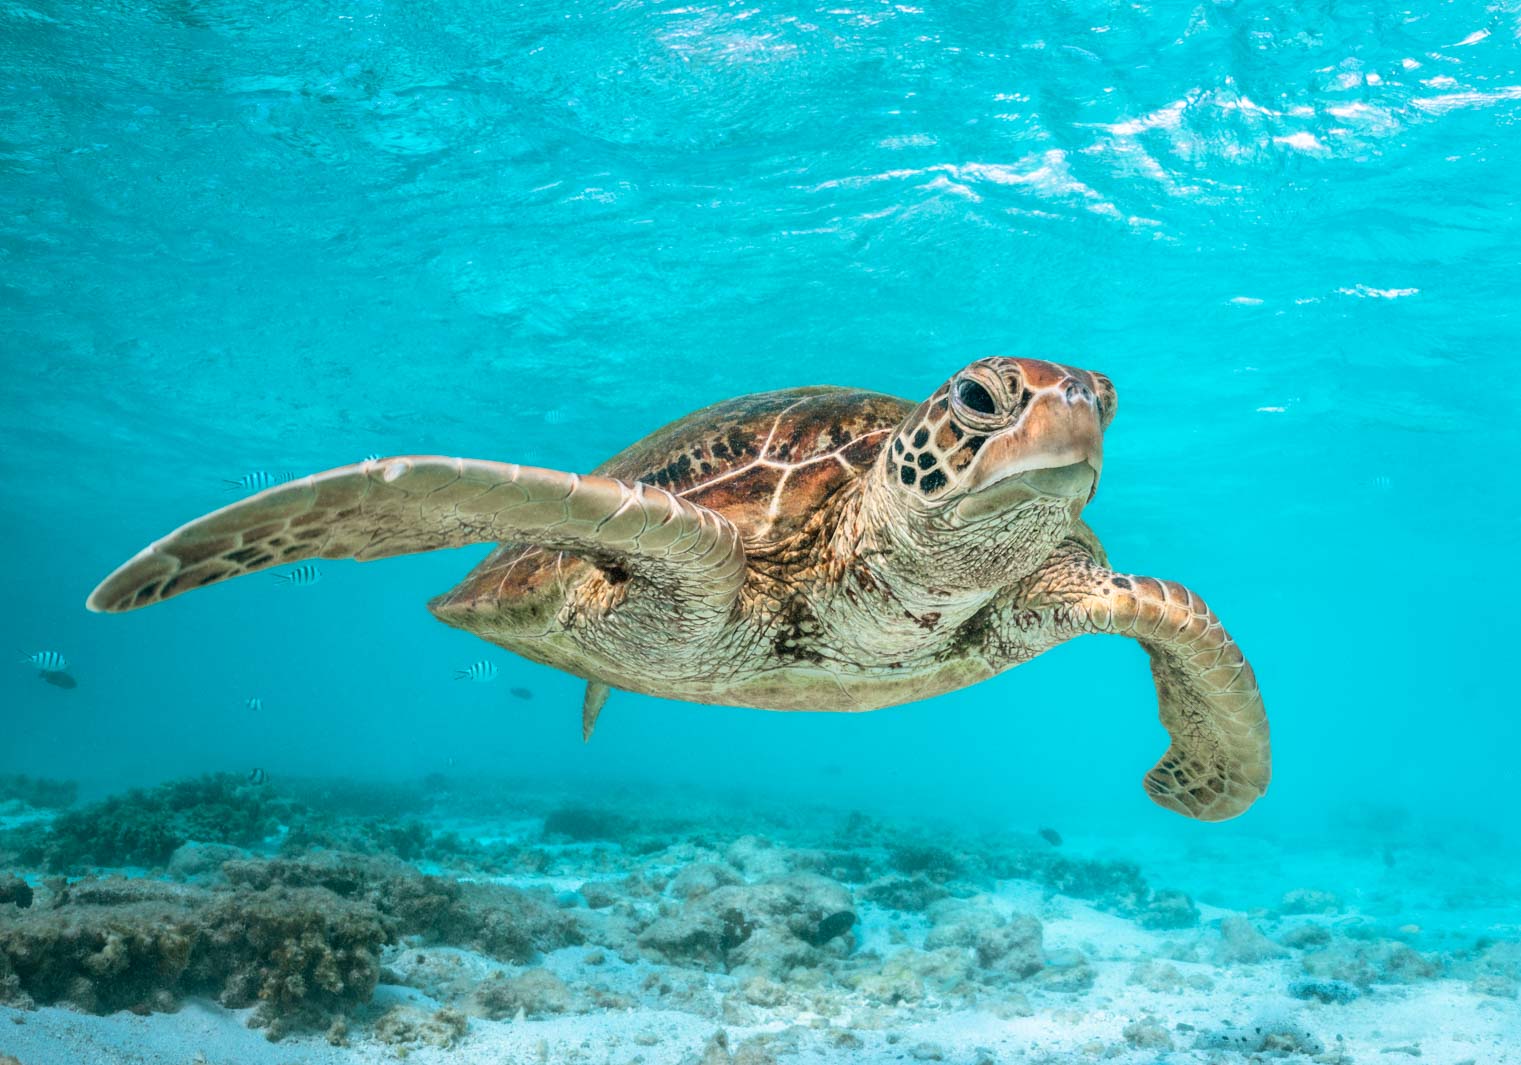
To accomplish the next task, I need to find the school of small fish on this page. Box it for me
[245,697,262,713]
[456,660,499,683]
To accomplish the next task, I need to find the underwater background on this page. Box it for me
[3,0,1520,1062]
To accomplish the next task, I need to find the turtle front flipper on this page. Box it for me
[1018,544,1270,822]
[87,457,747,621]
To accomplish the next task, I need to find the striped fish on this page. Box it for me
[224,471,296,493]
[455,660,499,683]
[21,650,68,673]
[247,768,268,786]
[245,697,262,713]
[274,563,321,587]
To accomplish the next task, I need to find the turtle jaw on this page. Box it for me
[953,459,1097,524]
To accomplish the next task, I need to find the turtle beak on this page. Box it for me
[954,386,1104,522]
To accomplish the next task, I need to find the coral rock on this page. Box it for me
[1027,947,1093,992]
[373,1005,468,1049]
[471,968,574,1019]
[1279,889,1342,915]
[1122,1016,1174,1050]
[1215,915,1289,964]
[860,875,948,912]
[638,875,853,975]
[1138,889,1199,930]
[670,863,744,900]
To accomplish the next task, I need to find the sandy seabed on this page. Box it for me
[0,774,1516,1065]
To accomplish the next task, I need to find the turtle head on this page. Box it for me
[869,358,1116,590]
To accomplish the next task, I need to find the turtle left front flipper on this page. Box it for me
[1012,542,1271,821]
[86,457,747,629]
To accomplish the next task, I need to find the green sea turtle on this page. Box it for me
[88,358,1269,820]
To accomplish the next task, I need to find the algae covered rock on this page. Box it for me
[725,836,811,881]
[472,968,575,1019]
[1138,889,1199,930]
[1469,940,1521,999]
[222,850,581,962]
[0,873,386,1038]
[888,843,963,882]
[1279,888,1342,915]
[860,875,949,912]
[1279,922,1333,950]
[200,885,386,1038]
[638,874,854,974]
[1027,946,1094,992]
[923,897,1004,949]
[1215,915,1289,964]
[1127,959,1185,993]
[374,1004,469,1048]
[167,842,247,882]
[974,915,1045,978]
[1300,937,1441,988]
[461,881,585,962]
[844,945,977,1004]
[0,878,204,1014]
[578,880,624,909]
[12,775,284,872]
[1122,1016,1173,1050]
[923,897,1045,979]
[670,862,744,900]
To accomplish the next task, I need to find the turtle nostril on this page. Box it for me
[1063,380,1094,405]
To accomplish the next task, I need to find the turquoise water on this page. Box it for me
[3,6,1521,1053]
[7,0,1518,828]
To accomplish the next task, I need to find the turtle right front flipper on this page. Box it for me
[1009,542,1271,822]
[86,457,747,625]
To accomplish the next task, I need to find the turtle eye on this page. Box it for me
[955,378,997,415]
[950,373,1013,431]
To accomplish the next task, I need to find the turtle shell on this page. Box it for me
[596,386,911,539]
[435,386,912,613]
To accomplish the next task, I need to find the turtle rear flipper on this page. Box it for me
[582,681,610,742]
[87,457,746,620]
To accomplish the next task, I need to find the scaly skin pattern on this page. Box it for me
[86,357,1271,820]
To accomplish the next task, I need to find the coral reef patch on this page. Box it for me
[0,774,1515,1062]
